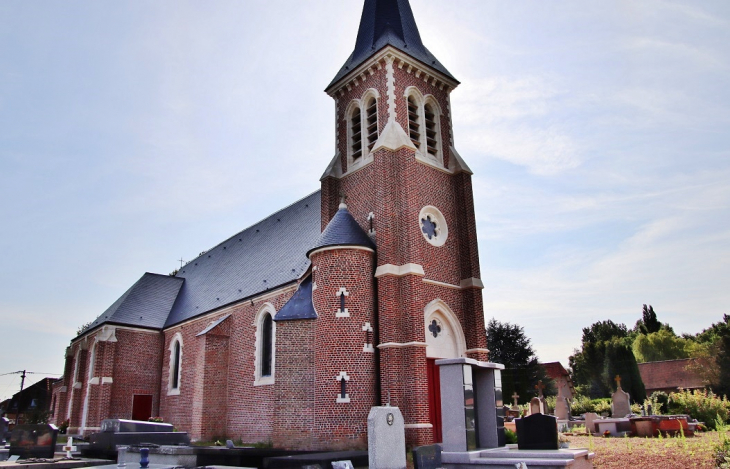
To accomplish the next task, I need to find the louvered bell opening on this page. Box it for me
[351,107,362,160]
[366,98,378,151]
[425,104,438,156]
[408,96,421,149]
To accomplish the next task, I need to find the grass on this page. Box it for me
[568,430,730,468]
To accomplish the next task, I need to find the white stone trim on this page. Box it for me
[336,287,351,318]
[424,299,467,359]
[377,341,428,349]
[459,277,484,289]
[101,377,113,384]
[422,279,461,289]
[335,371,351,403]
[465,348,490,355]
[167,332,183,395]
[326,47,459,96]
[362,322,374,353]
[95,325,117,342]
[308,245,375,258]
[374,263,425,278]
[59,386,67,392]
[73,382,82,390]
[419,205,448,247]
[80,340,97,431]
[88,377,99,385]
[404,423,434,429]
[253,303,276,386]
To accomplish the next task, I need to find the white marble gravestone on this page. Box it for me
[367,406,406,469]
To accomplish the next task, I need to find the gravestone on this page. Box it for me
[584,412,600,434]
[555,396,570,421]
[367,406,406,469]
[0,417,9,444]
[515,413,559,450]
[529,397,545,415]
[412,444,441,469]
[9,424,59,459]
[611,375,631,418]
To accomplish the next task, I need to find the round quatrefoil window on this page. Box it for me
[419,205,448,247]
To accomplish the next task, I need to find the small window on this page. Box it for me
[261,314,273,377]
[408,95,421,149]
[168,334,183,395]
[351,106,362,160]
[172,341,181,388]
[255,304,277,385]
[365,97,378,151]
[424,103,438,157]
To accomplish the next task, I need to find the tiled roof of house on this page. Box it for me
[542,361,569,379]
[327,0,457,90]
[637,358,706,392]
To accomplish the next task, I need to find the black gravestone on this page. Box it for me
[515,414,558,450]
[412,444,442,469]
[9,424,59,459]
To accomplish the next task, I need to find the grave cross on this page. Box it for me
[512,392,519,407]
[535,380,545,398]
[614,374,622,390]
[178,257,185,268]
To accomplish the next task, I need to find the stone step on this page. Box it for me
[442,448,595,469]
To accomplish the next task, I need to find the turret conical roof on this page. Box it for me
[307,204,376,257]
[327,0,457,89]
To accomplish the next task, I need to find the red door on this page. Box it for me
[427,358,442,442]
[132,395,153,421]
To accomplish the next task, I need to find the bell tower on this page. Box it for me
[321,0,489,447]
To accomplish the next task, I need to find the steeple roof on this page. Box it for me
[307,204,376,257]
[328,0,457,89]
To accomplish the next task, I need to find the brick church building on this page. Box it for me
[51,0,490,450]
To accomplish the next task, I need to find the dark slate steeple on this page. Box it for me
[328,0,457,89]
[307,203,375,257]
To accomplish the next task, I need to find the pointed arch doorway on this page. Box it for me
[424,299,467,443]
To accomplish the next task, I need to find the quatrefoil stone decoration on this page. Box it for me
[428,319,441,338]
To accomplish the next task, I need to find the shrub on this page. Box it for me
[667,389,729,429]
[504,428,518,444]
[593,398,612,416]
[569,395,612,416]
[650,391,669,414]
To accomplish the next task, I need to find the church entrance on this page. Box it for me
[132,394,153,421]
[424,300,467,444]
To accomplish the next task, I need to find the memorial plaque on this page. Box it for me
[9,424,59,459]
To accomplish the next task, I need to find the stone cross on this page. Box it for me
[535,380,545,398]
[512,392,519,408]
[614,375,622,390]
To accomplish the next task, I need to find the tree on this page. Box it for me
[486,318,554,404]
[632,328,690,363]
[570,320,646,401]
[685,315,730,396]
[635,304,662,335]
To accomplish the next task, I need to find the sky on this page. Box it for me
[1,0,729,400]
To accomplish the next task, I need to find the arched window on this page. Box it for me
[350,106,362,161]
[168,333,183,395]
[407,95,421,149]
[254,303,277,385]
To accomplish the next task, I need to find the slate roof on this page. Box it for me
[274,274,317,321]
[328,0,457,90]
[164,190,321,327]
[83,273,184,334]
[306,205,376,257]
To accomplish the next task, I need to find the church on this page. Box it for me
[50,0,490,450]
